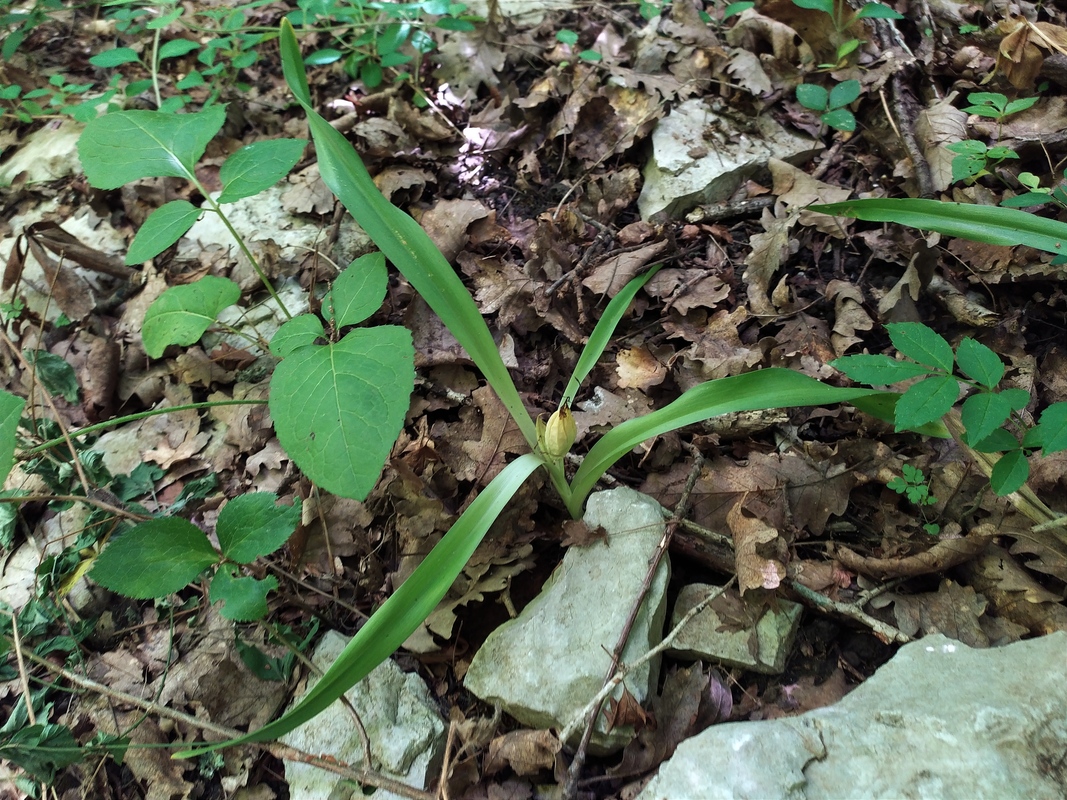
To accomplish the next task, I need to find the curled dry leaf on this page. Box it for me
[728,500,786,594]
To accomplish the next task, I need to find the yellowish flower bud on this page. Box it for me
[541,406,576,458]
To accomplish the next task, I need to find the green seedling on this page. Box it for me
[555,29,602,63]
[887,463,940,535]
[796,79,861,132]
[790,0,902,69]
[944,91,1038,186]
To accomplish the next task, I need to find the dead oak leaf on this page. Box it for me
[728,501,786,594]
[616,345,669,391]
[484,729,561,777]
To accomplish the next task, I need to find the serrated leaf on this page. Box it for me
[1037,402,1067,455]
[887,322,954,371]
[830,354,932,385]
[0,390,25,486]
[217,138,307,203]
[77,105,226,189]
[141,275,241,358]
[991,450,1028,496]
[270,314,324,358]
[954,337,1004,388]
[216,493,301,563]
[895,376,959,430]
[269,326,414,500]
[210,566,277,621]
[828,79,860,109]
[25,350,78,402]
[126,199,202,264]
[323,252,388,327]
[91,518,219,598]
[796,83,828,111]
[961,392,1014,444]
[1000,387,1030,411]
[970,427,1018,452]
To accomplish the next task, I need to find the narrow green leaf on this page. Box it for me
[270,314,324,358]
[1037,402,1067,455]
[790,0,834,11]
[141,275,241,358]
[216,493,301,563]
[269,326,414,500]
[0,390,25,486]
[126,199,202,264]
[887,322,954,372]
[854,2,904,19]
[961,392,1014,445]
[954,337,1004,388]
[77,105,226,189]
[568,369,886,514]
[217,138,307,203]
[89,47,140,67]
[91,518,219,598]
[210,566,277,621]
[895,376,959,430]
[830,354,932,385]
[562,265,662,407]
[810,198,1067,258]
[324,252,388,328]
[990,450,1028,496]
[305,48,343,65]
[174,452,543,756]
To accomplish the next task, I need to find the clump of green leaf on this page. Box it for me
[946,91,1038,185]
[887,463,940,535]
[790,0,902,69]
[796,79,861,132]
[832,322,1067,496]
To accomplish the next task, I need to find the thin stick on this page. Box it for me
[788,580,910,644]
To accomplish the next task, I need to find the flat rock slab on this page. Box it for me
[639,632,1067,799]
[638,98,818,220]
[464,487,670,754]
[281,631,446,800]
[669,583,802,674]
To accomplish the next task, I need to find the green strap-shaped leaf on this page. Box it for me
[126,199,202,265]
[141,275,241,358]
[277,21,538,451]
[269,326,414,500]
[90,517,219,598]
[77,105,226,189]
[567,368,887,516]
[0,390,25,486]
[811,198,1067,257]
[218,138,308,203]
[174,451,543,756]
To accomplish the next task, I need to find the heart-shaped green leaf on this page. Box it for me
[141,275,241,358]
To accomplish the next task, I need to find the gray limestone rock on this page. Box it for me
[638,98,818,220]
[281,631,446,800]
[638,632,1067,799]
[464,487,670,754]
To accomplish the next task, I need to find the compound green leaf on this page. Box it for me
[970,427,1018,453]
[796,83,828,111]
[955,337,1004,388]
[961,392,1015,445]
[990,450,1028,496]
[828,79,860,109]
[323,252,388,328]
[141,275,241,358]
[216,493,301,563]
[895,376,959,431]
[218,138,307,203]
[91,517,219,598]
[1037,402,1067,455]
[270,314,324,357]
[830,354,932,385]
[77,105,226,189]
[0,390,25,486]
[210,566,277,621]
[887,322,954,372]
[126,199,202,265]
[269,326,414,500]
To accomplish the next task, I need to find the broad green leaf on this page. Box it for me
[828,79,860,109]
[790,0,834,11]
[568,369,886,515]
[323,252,388,327]
[796,83,828,111]
[556,29,579,45]
[854,2,904,19]
[89,47,140,67]
[270,314,324,358]
[970,427,1018,453]
[91,518,219,598]
[25,350,78,402]
[961,392,1014,445]
[821,108,856,131]
[210,566,277,621]
[277,21,538,451]
[175,451,543,756]
[305,48,343,65]
[125,199,202,264]
[1000,387,1029,411]
[830,354,932,385]
[810,198,1067,257]
[991,450,1028,496]
[269,326,414,500]
[0,390,25,486]
[887,322,954,372]
[1037,402,1067,455]
[77,105,226,189]
[946,140,986,155]
[954,337,1003,388]
[562,265,662,407]
[217,138,307,203]
[141,275,241,358]
[216,493,301,563]
[159,39,200,60]
[895,376,959,430]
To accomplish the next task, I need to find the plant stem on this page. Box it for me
[20,399,267,457]
[150,21,162,109]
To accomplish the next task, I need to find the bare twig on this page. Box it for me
[788,580,911,644]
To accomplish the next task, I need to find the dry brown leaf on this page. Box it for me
[743,208,797,317]
[616,345,669,391]
[484,730,561,777]
[915,92,967,193]
[869,579,989,646]
[728,501,786,594]
[421,198,489,263]
[768,159,851,234]
[583,240,671,297]
[825,280,874,356]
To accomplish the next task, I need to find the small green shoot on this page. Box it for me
[887,464,940,535]
[796,79,861,132]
